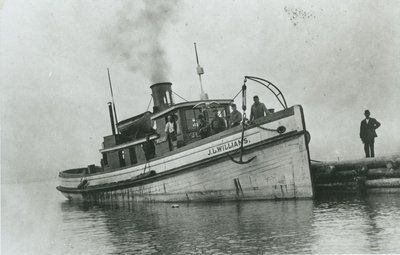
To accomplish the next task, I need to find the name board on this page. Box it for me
[207,137,251,156]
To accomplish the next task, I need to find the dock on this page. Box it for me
[311,155,400,194]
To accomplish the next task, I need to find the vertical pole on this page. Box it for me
[242,82,247,112]
[107,68,119,128]
[194,43,208,99]
[108,102,116,135]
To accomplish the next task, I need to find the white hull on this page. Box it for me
[58,105,313,202]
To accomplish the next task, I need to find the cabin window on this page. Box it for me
[184,109,202,132]
[119,150,126,167]
[180,108,202,140]
[156,118,166,134]
[129,147,137,164]
[152,119,157,130]
[102,153,108,166]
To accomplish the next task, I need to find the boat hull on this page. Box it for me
[57,105,313,202]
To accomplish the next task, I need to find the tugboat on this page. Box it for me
[56,73,314,202]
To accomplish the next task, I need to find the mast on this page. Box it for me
[107,102,116,135]
[107,68,119,134]
[194,43,208,100]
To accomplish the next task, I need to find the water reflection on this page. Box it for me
[61,200,315,254]
[312,193,400,254]
[59,194,400,254]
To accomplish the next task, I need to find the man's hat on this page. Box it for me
[231,103,236,107]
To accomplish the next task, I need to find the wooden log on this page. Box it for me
[311,155,400,172]
[366,188,400,194]
[314,168,400,184]
[311,164,336,176]
[310,162,334,173]
[315,177,400,192]
[368,168,400,179]
[312,155,400,193]
[366,178,400,188]
[314,170,357,183]
[314,181,359,192]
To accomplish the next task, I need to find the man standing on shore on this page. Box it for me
[360,110,381,158]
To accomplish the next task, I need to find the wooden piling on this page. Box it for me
[311,155,400,193]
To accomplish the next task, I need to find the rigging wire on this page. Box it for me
[172,91,189,102]
[146,96,153,111]
[231,87,243,101]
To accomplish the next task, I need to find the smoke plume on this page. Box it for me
[104,0,180,83]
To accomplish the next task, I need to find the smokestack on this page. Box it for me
[108,102,116,135]
[150,82,174,113]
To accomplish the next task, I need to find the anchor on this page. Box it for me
[227,149,257,165]
[227,76,288,165]
[227,123,257,165]
[227,124,285,165]
[227,81,256,165]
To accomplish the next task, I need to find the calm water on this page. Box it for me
[2,180,400,254]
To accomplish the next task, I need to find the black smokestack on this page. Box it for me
[108,102,116,135]
[150,82,173,112]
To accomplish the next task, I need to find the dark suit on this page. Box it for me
[360,118,381,157]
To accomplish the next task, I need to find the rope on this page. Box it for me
[226,118,257,165]
[310,159,325,163]
[146,96,153,111]
[255,125,279,132]
[143,161,150,173]
[231,87,242,101]
[172,91,189,102]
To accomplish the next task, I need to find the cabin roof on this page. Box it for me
[118,111,151,126]
[151,99,233,119]
[99,133,159,153]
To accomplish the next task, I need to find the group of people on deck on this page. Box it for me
[164,95,271,150]
[198,95,271,139]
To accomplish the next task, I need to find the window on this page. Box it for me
[102,153,108,166]
[129,147,137,164]
[119,150,126,167]
[184,109,202,132]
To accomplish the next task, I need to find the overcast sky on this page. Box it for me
[1,0,399,182]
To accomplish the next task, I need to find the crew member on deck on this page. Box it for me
[165,115,175,151]
[210,109,226,134]
[250,95,270,121]
[142,135,156,161]
[229,103,242,127]
[198,114,210,139]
